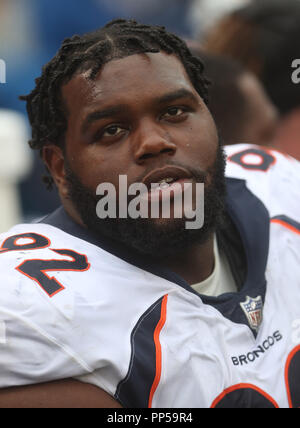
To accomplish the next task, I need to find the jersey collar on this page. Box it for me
[41,177,270,337]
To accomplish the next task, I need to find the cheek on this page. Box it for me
[182,113,219,166]
[69,145,132,191]
[67,148,106,189]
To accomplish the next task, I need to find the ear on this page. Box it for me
[42,145,69,198]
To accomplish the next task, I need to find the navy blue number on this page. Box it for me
[229,148,276,172]
[0,233,90,297]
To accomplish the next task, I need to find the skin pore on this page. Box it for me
[44,52,225,285]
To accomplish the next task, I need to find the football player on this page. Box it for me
[0,20,299,408]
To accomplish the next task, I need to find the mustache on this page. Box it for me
[134,160,208,187]
[65,144,225,205]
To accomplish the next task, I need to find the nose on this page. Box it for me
[133,120,177,163]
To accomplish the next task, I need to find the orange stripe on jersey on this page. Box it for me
[148,294,168,408]
[211,383,280,408]
[284,345,300,408]
[271,219,300,236]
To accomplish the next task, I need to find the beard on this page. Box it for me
[64,144,227,258]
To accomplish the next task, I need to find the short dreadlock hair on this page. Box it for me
[21,19,210,189]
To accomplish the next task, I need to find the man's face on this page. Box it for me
[58,52,225,256]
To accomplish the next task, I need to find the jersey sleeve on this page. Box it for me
[0,223,164,396]
[0,226,96,388]
[225,144,300,223]
[0,266,93,388]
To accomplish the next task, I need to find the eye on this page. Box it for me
[102,125,124,137]
[165,107,184,117]
[161,106,188,122]
[92,124,128,144]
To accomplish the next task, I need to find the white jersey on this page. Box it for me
[0,144,299,408]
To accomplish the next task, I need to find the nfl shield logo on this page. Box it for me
[240,296,263,332]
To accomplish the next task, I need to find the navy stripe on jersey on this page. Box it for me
[199,178,270,337]
[114,296,165,408]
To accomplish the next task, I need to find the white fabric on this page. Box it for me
[191,234,237,296]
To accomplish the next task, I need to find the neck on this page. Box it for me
[156,234,215,285]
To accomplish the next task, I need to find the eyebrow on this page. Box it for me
[81,88,199,134]
[156,88,199,105]
[81,105,126,134]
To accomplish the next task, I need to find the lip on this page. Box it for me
[141,165,192,191]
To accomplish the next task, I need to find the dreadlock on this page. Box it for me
[21,19,210,190]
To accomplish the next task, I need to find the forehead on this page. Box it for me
[61,52,197,115]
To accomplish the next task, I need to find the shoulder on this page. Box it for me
[225,144,300,223]
[224,143,300,183]
[0,222,177,391]
[224,143,300,185]
[0,223,96,387]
